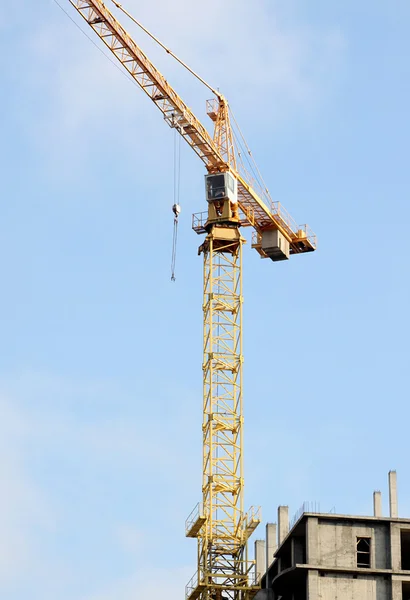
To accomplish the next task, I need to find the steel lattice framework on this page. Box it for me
[202,230,245,595]
[63,3,316,600]
[186,227,260,600]
[202,232,243,553]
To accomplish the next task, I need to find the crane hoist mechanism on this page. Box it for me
[64,2,317,599]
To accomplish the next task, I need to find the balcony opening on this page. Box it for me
[401,530,410,570]
[356,537,371,568]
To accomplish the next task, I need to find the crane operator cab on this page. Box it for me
[205,172,239,224]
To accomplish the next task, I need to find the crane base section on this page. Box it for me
[185,571,261,600]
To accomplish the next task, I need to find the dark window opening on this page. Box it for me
[401,530,410,570]
[280,541,292,571]
[402,581,410,599]
[356,537,371,568]
[273,571,306,600]
[293,536,306,564]
[207,175,226,200]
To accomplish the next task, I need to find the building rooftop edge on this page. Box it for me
[273,512,410,558]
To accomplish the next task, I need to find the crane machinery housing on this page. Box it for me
[64,2,317,599]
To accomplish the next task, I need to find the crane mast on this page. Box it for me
[66,2,317,599]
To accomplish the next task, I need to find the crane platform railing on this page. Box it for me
[185,502,206,538]
[192,211,251,234]
[185,571,205,600]
[193,207,316,252]
[270,202,317,248]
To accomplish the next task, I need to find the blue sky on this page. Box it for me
[1,0,410,598]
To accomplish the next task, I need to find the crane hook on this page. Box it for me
[172,203,181,218]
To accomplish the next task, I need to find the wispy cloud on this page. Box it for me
[16,0,346,175]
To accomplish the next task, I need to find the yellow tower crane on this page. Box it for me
[65,2,317,599]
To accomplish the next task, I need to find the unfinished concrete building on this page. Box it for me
[254,471,410,600]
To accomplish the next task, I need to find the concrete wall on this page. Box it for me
[374,523,392,569]
[318,573,391,600]
[316,519,390,570]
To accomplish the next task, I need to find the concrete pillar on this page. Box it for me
[390,522,401,571]
[255,539,266,583]
[389,470,398,517]
[306,517,319,564]
[307,570,319,597]
[278,506,289,546]
[392,579,402,600]
[265,523,277,569]
[373,490,382,517]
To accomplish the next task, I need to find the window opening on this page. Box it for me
[356,537,371,568]
[207,174,226,200]
[227,173,234,193]
[401,530,410,570]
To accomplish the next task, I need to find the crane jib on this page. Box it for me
[68,0,316,254]
[69,0,224,169]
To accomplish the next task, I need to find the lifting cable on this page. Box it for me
[111,1,221,99]
[229,106,272,202]
[171,127,181,282]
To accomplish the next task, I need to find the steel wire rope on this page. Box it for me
[229,116,269,206]
[232,128,254,181]
[229,106,273,203]
[231,122,262,191]
[171,128,181,281]
[231,128,255,187]
[110,0,221,99]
